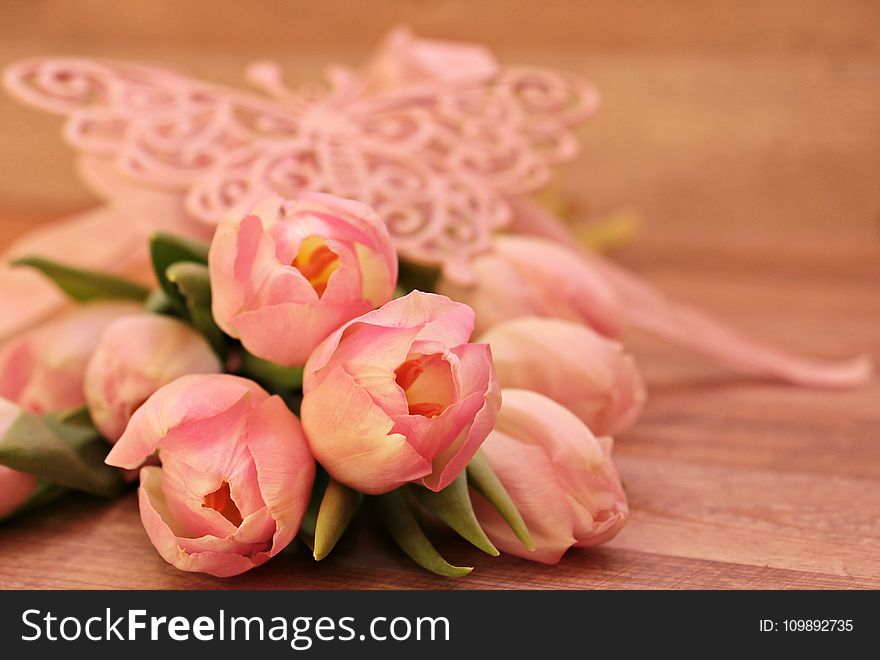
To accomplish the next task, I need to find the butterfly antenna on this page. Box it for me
[246,60,294,101]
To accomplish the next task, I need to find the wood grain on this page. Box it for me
[0,1,878,589]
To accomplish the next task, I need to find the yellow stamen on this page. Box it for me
[292,236,340,297]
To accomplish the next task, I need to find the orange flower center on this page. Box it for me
[394,353,456,418]
[202,481,243,527]
[292,236,340,297]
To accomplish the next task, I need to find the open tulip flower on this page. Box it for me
[209,192,398,367]
[105,374,315,577]
[481,316,646,435]
[471,389,629,564]
[302,291,500,495]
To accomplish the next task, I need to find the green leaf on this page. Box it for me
[149,232,210,317]
[298,470,329,551]
[374,489,472,578]
[239,351,304,393]
[467,449,534,552]
[143,288,176,315]
[0,411,125,498]
[313,478,362,561]
[56,405,93,427]
[410,472,498,556]
[12,256,150,303]
[165,262,227,355]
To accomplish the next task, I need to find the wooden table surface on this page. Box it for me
[0,1,878,589]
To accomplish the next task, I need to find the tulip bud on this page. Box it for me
[437,234,624,338]
[302,291,500,495]
[481,317,646,435]
[471,389,628,564]
[209,192,398,367]
[440,234,872,389]
[0,302,142,414]
[0,398,39,519]
[106,374,315,577]
[84,314,223,442]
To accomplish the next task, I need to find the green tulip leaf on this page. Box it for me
[11,256,150,303]
[467,449,534,552]
[143,288,176,315]
[165,261,227,355]
[0,410,125,498]
[149,231,210,316]
[240,351,304,393]
[298,470,329,551]
[374,489,472,578]
[410,472,498,556]
[56,405,93,427]
[313,478,362,561]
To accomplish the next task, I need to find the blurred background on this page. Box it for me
[1,0,878,255]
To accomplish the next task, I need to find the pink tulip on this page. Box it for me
[209,192,398,367]
[105,374,315,577]
[481,317,646,435]
[437,234,625,339]
[471,389,628,564]
[84,314,223,442]
[0,397,39,520]
[439,233,872,389]
[0,205,151,344]
[0,302,142,414]
[301,291,500,495]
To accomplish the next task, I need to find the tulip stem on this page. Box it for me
[467,450,535,552]
[374,490,473,578]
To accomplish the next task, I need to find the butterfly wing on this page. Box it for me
[4,56,597,281]
[186,64,598,281]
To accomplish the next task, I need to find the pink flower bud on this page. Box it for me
[209,192,398,367]
[439,234,871,389]
[437,234,625,338]
[0,398,39,519]
[0,302,142,413]
[481,317,646,435]
[105,374,315,577]
[84,314,223,442]
[301,291,500,495]
[472,389,628,564]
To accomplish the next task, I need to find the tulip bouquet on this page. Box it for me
[0,192,634,576]
[0,27,871,579]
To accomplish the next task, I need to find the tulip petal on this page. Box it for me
[232,300,371,368]
[302,364,430,494]
[246,395,315,555]
[138,466,259,577]
[472,433,576,564]
[106,374,265,469]
[0,205,147,343]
